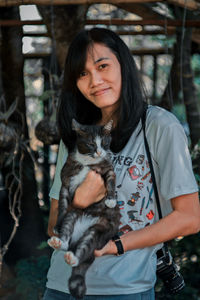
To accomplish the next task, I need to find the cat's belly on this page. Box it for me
[71,215,100,244]
[69,166,90,194]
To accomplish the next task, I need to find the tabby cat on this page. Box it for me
[48,119,120,299]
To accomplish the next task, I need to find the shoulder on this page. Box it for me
[146,105,181,130]
[145,105,188,159]
[57,139,69,162]
[145,105,186,141]
[59,139,68,153]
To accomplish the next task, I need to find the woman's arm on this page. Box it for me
[47,198,59,237]
[95,192,200,256]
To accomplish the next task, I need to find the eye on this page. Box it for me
[79,71,87,78]
[87,141,95,147]
[99,64,108,70]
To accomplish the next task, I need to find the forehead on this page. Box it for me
[85,43,117,65]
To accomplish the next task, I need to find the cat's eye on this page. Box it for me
[87,142,95,147]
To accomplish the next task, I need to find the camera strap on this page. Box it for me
[141,106,168,251]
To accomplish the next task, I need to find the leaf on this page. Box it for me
[39,90,55,102]
[37,241,48,250]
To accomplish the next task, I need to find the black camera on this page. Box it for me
[156,246,185,294]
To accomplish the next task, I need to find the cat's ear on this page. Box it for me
[72,118,87,136]
[72,118,81,131]
[103,120,113,135]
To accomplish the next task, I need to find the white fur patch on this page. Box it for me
[64,251,79,267]
[71,215,100,244]
[69,166,90,194]
[105,198,117,208]
[74,150,102,165]
[94,136,107,158]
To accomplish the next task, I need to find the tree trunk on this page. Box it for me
[158,46,180,111]
[160,7,200,147]
[0,7,47,266]
[176,27,200,147]
[37,5,88,70]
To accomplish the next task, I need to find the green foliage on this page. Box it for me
[172,104,187,124]
[15,255,50,300]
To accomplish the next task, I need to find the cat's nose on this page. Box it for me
[96,151,102,157]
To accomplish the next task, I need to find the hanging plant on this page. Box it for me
[35,112,60,145]
[0,99,18,165]
[35,73,61,145]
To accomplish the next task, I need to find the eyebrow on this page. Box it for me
[94,57,110,64]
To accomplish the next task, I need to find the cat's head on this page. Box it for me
[72,119,113,160]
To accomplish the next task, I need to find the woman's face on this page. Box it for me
[76,43,122,120]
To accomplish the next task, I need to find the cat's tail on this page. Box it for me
[68,274,86,299]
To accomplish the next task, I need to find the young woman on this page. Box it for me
[43,28,200,300]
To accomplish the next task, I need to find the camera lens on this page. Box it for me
[160,263,185,294]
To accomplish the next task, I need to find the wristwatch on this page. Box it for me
[112,234,124,256]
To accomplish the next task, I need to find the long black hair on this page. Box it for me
[58,27,147,153]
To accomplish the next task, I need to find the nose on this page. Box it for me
[90,71,103,87]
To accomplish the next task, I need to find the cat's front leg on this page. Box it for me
[105,169,117,208]
[48,236,69,251]
[55,185,70,233]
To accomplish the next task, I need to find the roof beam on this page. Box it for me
[23,47,172,59]
[86,19,200,27]
[115,3,168,20]
[1,18,200,27]
[22,28,175,37]
[0,0,162,7]
[167,0,200,10]
[0,0,199,9]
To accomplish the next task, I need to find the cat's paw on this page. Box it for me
[47,237,62,250]
[64,251,79,267]
[48,237,69,251]
[105,198,116,208]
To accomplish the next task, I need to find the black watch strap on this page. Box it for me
[112,234,124,256]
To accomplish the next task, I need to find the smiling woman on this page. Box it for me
[42,27,200,300]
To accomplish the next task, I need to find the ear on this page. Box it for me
[103,120,113,135]
[72,118,87,137]
[72,118,80,131]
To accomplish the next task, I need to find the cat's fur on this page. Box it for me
[48,119,120,299]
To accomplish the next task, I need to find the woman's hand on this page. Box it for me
[73,170,107,209]
[94,240,118,257]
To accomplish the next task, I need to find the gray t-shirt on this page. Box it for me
[46,105,198,295]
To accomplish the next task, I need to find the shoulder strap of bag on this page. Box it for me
[141,107,163,219]
[141,107,169,253]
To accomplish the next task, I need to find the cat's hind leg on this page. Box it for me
[64,251,79,266]
[65,226,100,267]
[68,257,94,299]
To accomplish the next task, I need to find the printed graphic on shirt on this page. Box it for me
[112,149,155,233]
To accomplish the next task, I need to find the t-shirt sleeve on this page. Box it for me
[49,140,68,200]
[147,108,198,202]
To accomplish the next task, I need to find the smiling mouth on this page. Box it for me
[93,88,110,96]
